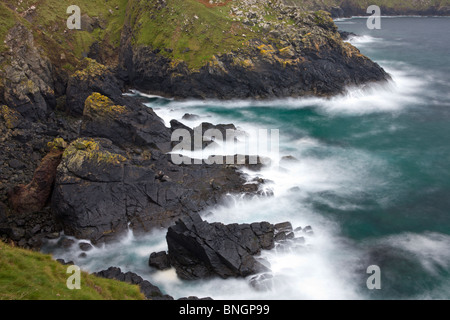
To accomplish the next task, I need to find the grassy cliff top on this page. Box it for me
[1,0,448,71]
[0,0,127,68]
[0,241,144,300]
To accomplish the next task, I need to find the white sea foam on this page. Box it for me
[45,18,450,300]
[379,232,450,274]
[151,62,427,121]
[347,34,382,45]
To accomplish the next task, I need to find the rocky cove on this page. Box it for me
[1,0,447,300]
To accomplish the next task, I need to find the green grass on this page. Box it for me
[0,0,128,68]
[0,3,16,53]
[129,0,259,69]
[0,241,145,300]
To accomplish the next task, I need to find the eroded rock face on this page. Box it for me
[0,24,56,121]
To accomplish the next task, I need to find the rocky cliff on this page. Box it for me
[0,0,436,246]
[118,0,389,99]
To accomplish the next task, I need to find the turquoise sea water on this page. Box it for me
[45,17,450,300]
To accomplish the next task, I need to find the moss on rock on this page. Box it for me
[73,58,110,81]
[63,138,127,167]
[47,137,68,151]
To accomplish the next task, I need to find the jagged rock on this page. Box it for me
[178,296,213,300]
[65,58,123,117]
[0,206,61,249]
[274,222,293,234]
[80,92,172,152]
[149,251,171,270]
[119,3,389,100]
[165,213,276,280]
[193,122,237,138]
[303,225,314,235]
[0,24,56,121]
[52,137,263,243]
[170,120,243,151]
[94,267,173,300]
[58,237,75,248]
[338,30,357,41]
[56,259,74,265]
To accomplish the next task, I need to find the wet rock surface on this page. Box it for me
[52,135,263,243]
[149,214,314,286]
[164,213,274,279]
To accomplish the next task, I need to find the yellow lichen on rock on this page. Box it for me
[73,58,109,81]
[84,92,127,118]
[0,105,20,129]
[231,56,254,69]
[47,137,68,151]
[258,44,276,58]
[63,138,127,167]
[209,55,229,74]
[341,42,365,59]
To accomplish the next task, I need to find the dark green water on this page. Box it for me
[46,17,450,300]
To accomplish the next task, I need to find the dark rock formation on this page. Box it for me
[152,215,313,286]
[164,213,275,280]
[65,58,123,117]
[119,5,390,100]
[149,251,171,270]
[336,0,450,17]
[338,30,357,41]
[94,266,173,300]
[0,24,56,121]
[0,208,61,250]
[79,242,93,252]
[81,92,172,152]
[121,38,389,100]
[52,136,262,243]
